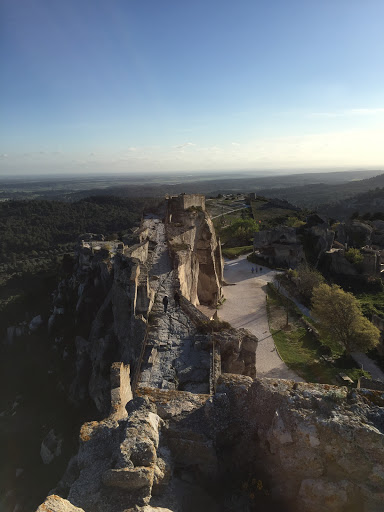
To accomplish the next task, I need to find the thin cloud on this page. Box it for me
[311,108,384,118]
[175,142,196,149]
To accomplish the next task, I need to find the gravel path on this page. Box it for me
[351,352,384,382]
[219,255,304,381]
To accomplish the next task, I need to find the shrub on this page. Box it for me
[345,248,363,266]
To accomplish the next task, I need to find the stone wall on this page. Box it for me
[167,193,205,214]
[126,241,149,264]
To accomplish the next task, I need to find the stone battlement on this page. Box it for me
[166,193,205,213]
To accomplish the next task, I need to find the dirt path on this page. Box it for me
[219,255,304,381]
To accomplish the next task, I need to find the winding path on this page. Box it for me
[219,255,304,381]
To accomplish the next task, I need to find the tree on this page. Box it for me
[296,264,325,303]
[222,218,260,245]
[311,283,380,354]
[345,248,363,266]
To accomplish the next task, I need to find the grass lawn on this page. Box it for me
[222,245,253,259]
[357,291,384,319]
[251,199,294,224]
[267,287,370,385]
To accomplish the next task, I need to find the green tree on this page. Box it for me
[222,218,259,245]
[312,283,380,354]
[286,216,306,228]
[345,248,363,267]
[296,264,325,303]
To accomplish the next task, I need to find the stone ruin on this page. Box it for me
[35,195,384,512]
[165,193,224,306]
[253,226,306,269]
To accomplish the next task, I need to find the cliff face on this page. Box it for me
[166,195,223,306]
[68,241,148,415]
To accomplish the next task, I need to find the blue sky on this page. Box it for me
[1,0,384,174]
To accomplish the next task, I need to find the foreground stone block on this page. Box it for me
[36,495,85,512]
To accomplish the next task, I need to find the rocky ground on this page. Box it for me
[138,218,210,394]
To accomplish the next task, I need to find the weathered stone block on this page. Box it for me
[102,466,154,490]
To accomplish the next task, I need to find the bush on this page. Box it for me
[196,319,232,334]
[345,248,363,266]
[220,218,260,246]
[222,245,253,259]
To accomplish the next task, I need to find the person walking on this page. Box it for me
[251,267,254,274]
[174,291,181,308]
[162,295,169,313]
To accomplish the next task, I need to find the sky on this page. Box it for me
[1,0,384,175]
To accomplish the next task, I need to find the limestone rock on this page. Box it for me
[298,479,352,512]
[324,249,358,275]
[36,495,85,512]
[347,220,373,246]
[253,227,305,268]
[102,466,154,490]
[166,194,223,306]
[214,328,258,379]
[216,377,384,509]
[152,449,172,495]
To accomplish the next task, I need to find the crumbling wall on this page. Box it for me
[166,194,205,220]
[181,193,205,210]
[126,241,149,263]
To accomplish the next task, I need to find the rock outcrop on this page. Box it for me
[253,216,336,269]
[166,194,223,306]
[40,374,384,512]
[253,226,305,268]
[212,375,384,512]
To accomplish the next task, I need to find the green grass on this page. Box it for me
[250,199,294,224]
[267,289,370,384]
[222,245,253,259]
[357,291,384,319]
